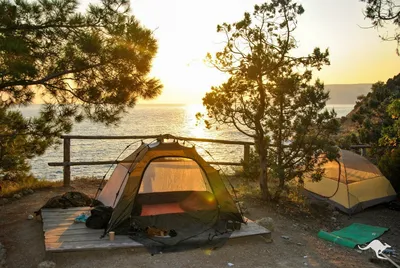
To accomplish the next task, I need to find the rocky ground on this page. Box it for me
[0,179,399,268]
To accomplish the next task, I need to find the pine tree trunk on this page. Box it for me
[273,94,285,202]
[257,136,271,201]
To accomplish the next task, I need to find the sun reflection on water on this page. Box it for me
[185,104,213,139]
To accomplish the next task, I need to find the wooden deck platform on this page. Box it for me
[42,207,271,252]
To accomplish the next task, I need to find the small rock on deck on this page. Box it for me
[42,207,271,252]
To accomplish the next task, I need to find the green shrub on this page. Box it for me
[238,148,260,182]
[378,148,400,193]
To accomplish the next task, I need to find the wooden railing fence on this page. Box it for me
[48,134,253,187]
[47,133,372,187]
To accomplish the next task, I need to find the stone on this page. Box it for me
[0,242,6,268]
[332,210,340,216]
[256,217,274,231]
[27,189,34,194]
[27,215,34,220]
[22,189,30,195]
[37,261,56,268]
[0,199,8,206]
[281,235,290,240]
[12,194,21,199]
[331,216,337,222]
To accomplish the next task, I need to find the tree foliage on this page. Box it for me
[202,0,339,201]
[361,0,400,54]
[0,105,70,180]
[0,0,162,182]
[340,73,400,192]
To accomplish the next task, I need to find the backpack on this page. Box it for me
[85,205,113,229]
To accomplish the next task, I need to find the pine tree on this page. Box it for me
[202,0,339,200]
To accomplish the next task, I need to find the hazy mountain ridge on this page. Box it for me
[325,84,372,104]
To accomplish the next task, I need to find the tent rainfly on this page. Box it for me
[95,140,244,253]
[303,149,397,214]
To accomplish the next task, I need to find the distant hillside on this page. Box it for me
[325,84,372,104]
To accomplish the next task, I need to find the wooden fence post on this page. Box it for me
[244,144,250,167]
[63,138,71,187]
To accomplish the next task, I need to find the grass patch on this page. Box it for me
[0,176,61,198]
[72,176,103,183]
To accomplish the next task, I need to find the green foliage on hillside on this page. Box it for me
[340,73,400,192]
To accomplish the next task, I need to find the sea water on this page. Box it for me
[17,104,354,180]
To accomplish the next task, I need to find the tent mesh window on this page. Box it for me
[139,157,212,193]
[128,157,234,254]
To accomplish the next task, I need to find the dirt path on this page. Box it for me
[0,182,398,268]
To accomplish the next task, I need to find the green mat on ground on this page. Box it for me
[318,223,389,248]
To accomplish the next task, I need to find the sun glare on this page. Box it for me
[185,104,212,138]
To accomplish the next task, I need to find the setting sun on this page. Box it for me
[130,0,399,104]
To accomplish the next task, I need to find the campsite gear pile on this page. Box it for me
[85,205,113,229]
[303,149,397,214]
[40,191,97,209]
[35,191,102,218]
[91,140,244,253]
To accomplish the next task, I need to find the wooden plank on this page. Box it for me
[231,220,270,239]
[43,223,88,232]
[46,240,143,252]
[41,209,90,216]
[45,221,270,238]
[60,134,254,145]
[48,160,243,167]
[41,214,85,220]
[49,161,119,166]
[208,161,242,166]
[45,227,101,236]
[42,208,271,252]
[42,217,84,223]
[41,210,89,217]
[46,233,107,243]
[61,134,161,140]
[42,207,91,212]
[41,213,89,219]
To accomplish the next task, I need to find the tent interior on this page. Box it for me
[303,149,397,214]
[95,141,244,253]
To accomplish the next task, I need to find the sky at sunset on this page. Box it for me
[95,0,399,104]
